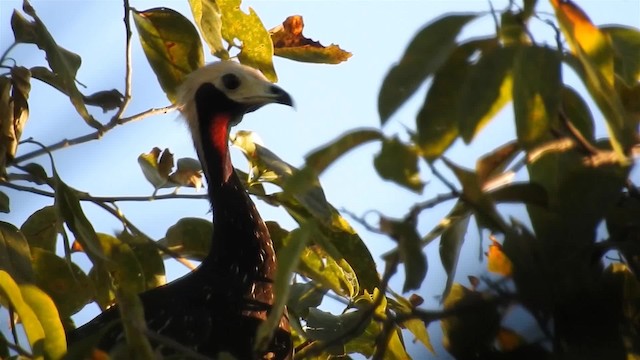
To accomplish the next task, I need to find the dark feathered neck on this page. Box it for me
[193,83,277,294]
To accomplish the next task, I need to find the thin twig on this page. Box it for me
[88,200,197,271]
[372,309,396,360]
[0,42,18,65]
[0,179,207,202]
[109,0,134,124]
[12,105,177,164]
[5,340,32,358]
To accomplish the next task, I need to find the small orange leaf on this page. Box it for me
[71,240,83,252]
[496,327,524,351]
[486,238,513,276]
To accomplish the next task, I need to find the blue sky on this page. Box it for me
[1,0,639,358]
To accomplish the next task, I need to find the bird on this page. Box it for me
[66,61,294,359]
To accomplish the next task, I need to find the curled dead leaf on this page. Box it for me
[269,15,351,64]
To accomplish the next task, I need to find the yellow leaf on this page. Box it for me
[550,0,614,85]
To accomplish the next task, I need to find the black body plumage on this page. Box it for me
[66,62,293,359]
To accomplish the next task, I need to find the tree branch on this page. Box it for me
[12,105,177,164]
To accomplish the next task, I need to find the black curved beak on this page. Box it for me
[269,84,294,107]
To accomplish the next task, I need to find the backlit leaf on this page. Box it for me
[439,211,470,298]
[218,0,276,81]
[0,270,44,359]
[379,14,477,124]
[0,78,11,176]
[11,4,100,129]
[137,147,176,190]
[187,0,228,59]
[553,1,631,155]
[404,318,434,353]
[458,46,514,143]
[132,7,204,102]
[417,38,498,160]
[0,221,34,283]
[21,206,58,252]
[374,136,424,193]
[31,248,92,318]
[10,66,30,153]
[21,162,48,184]
[159,217,213,261]
[255,224,310,354]
[54,177,106,262]
[20,284,66,360]
[270,16,351,64]
[94,233,146,295]
[512,45,561,150]
[82,89,124,113]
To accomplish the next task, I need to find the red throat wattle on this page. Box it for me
[209,113,233,182]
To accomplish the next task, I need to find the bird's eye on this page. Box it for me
[221,73,241,90]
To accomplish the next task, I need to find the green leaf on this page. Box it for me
[54,177,106,262]
[132,7,204,103]
[0,221,34,283]
[0,270,45,359]
[31,247,92,318]
[378,14,477,124]
[187,0,228,59]
[218,0,276,81]
[379,217,427,292]
[416,38,497,160]
[475,141,520,185]
[159,217,213,261]
[20,206,58,252]
[119,231,166,290]
[304,128,383,174]
[234,132,379,292]
[287,282,326,317]
[0,191,8,213]
[512,45,561,150]
[94,233,146,295]
[561,85,595,142]
[0,331,8,359]
[9,66,31,150]
[21,162,48,184]
[489,182,548,208]
[441,283,500,358]
[11,6,100,129]
[0,77,11,176]
[374,136,424,193]
[439,210,470,299]
[554,0,631,155]
[298,241,358,298]
[441,159,505,232]
[602,26,640,87]
[286,129,382,194]
[255,224,310,354]
[20,284,66,360]
[458,46,515,143]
